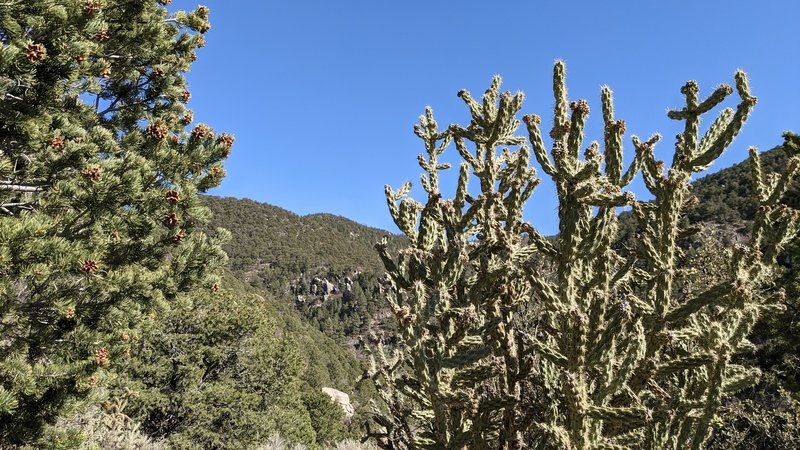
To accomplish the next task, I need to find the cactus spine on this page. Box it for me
[366,62,800,449]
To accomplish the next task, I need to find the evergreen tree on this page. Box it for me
[0,0,230,443]
[115,286,318,449]
[303,389,350,447]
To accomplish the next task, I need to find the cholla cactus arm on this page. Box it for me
[601,86,624,184]
[362,335,432,449]
[747,133,800,267]
[696,108,734,157]
[678,72,756,171]
[415,106,453,196]
[524,114,557,176]
[552,61,570,148]
[385,182,414,237]
[641,71,754,340]
[633,134,665,195]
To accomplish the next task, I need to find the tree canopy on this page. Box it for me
[0,0,230,443]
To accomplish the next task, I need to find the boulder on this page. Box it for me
[321,278,335,295]
[322,387,355,421]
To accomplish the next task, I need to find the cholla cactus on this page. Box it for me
[366,62,800,449]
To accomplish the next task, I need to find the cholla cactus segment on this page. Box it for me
[369,62,798,450]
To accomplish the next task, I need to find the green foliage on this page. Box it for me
[0,0,230,443]
[304,390,350,446]
[367,62,799,449]
[113,282,313,448]
[707,377,800,450]
[109,271,364,449]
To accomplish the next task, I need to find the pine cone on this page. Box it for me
[94,348,110,366]
[208,166,223,178]
[164,212,179,227]
[218,133,235,149]
[95,28,110,42]
[84,0,101,15]
[165,190,180,204]
[182,110,194,124]
[49,136,65,149]
[191,124,212,140]
[26,43,46,63]
[172,229,186,243]
[147,121,169,140]
[180,90,191,103]
[81,259,99,273]
[83,166,102,181]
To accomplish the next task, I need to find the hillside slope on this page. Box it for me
[202,196,405,342]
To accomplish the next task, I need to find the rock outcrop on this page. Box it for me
[321,387,355,422]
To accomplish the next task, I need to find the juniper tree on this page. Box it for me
[366,62,800,449]
[113,285,319,449]
[0,0,230,443]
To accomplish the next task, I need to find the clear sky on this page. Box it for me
[175,1,800,235]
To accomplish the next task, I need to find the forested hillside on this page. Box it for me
[202,196,406,343]
[202,196,405,280]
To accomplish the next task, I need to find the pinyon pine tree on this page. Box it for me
[0,0,230,443]
[366,62,800,449]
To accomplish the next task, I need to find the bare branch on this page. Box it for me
[0,181,48,192]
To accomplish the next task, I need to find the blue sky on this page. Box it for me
[175,1,800,235]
